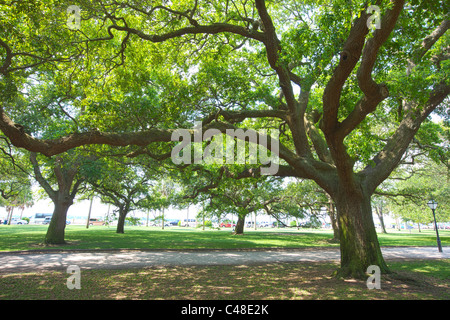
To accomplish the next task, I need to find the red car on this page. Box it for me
[220,222,236,228]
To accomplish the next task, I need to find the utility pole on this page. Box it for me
[86,197,93,229]
[186,206,189,227]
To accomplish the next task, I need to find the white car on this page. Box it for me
[11,219,29,225]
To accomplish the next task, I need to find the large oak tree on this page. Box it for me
[0,0,448,277]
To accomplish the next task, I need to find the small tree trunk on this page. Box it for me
[334,190,389,279]
[234,214,246,235]
[202,211,205,230]
[86,197,93,229]
[116,209,126,234]
[45,195,72,245]
[327,194,339,241]
[396,218,401,231]
[375,206,387,234]
[6,207,13,225]
[116,201,132,234]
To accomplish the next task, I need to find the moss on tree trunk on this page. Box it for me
[334,190,390,279]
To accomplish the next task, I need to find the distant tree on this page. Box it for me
[29,151,89,244]
[188,172,285,235]
[372,197,388,233]
[373,120,449,230]
[86,157,154,234]
[0,137,32,204]
[384,160,450,228]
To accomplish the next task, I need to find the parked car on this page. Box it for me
[40,218,72,225]
[89,218,105,226]
[220,222,235,228]
[30,213,53,224]
[43,217,52,225]
[4,219,29,225]
[181,219,197,227]
[11,219,29,225]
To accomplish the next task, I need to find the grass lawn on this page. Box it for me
[0,225,449,252]
[1,225,448,300]
[0,260,448,300]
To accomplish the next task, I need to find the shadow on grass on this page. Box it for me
[1,261,448,300]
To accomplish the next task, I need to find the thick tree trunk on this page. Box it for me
[45,195,72,245]
[234,214,246,235]
[334,190,389,279]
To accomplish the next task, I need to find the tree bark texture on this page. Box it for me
[333,189,389,279]
[234,214,246,235]
[44,194,73,244]
[30,152,82,245]
[116,208,127,234]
